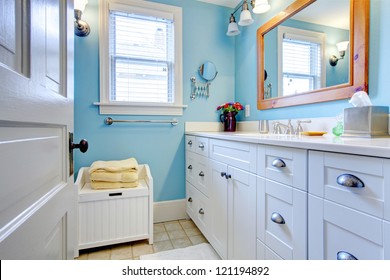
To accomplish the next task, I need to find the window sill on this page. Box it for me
[93,102,187,116]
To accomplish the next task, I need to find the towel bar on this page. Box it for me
[104,117,178,126]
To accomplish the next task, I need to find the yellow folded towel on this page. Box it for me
[90,171,138,183]
[90,181,139,190]
[89,158,139,173]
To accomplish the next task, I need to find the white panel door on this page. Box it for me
[0,0,77,259]
[227,166,257,260]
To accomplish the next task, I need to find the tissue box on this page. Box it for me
[343,106,389,137]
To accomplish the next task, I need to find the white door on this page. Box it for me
[0,0,79,259]
[227,166,257,260]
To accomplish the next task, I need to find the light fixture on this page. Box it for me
[226,14,240,36]
[253,0,271,14]
[238,1,254,26]
[74,0,90,37]
[226,0,271,36]
[329,41,349,66]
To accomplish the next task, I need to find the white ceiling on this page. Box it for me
[196,0,240,8]
[196,0,350,30]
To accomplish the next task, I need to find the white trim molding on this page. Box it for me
[153,199,187,223]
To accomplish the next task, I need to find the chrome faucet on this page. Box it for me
[273,120,294,135]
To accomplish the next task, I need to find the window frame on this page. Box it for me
[97,0,185,115]
[277,25,326,97]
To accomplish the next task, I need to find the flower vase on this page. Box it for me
[220,111,237,132]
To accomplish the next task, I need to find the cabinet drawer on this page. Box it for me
[186,151,210,197]
[258,145,307,191]
[309,195,388,260]
[195,137,209,157]
[185,135,196,152]
[210,139,257,173]
[257,178,307,260]
[309,151,390,220]
[186,182,210,239]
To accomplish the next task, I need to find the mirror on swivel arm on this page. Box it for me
[190,61,218,99]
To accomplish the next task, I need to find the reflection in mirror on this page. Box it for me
[264,0,350,98]
[257,0,369,110]
[199,61,218,81]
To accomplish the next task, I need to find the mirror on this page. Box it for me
[199,61,218,81]
[257,0,369,110]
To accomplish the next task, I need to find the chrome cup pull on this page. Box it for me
[187,165,193,170]
[198,143,205,149]
[188,197,193,202]
[337,174,364,188]
[271,212,285,224]
[199,208,204,215]
[272,158,286,168]
[221,172,226,177]
[199,171,205,177]
[187,140,193,146]
[337,251,358,260]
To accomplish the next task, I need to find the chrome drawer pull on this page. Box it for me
[221,172,226,177]
[199,171,205,177]
[337,251,358,260]
[187,165,192,170]
[199,208,204,215]
[198,143,205,149]
[272,158,286,168]
[337,174,365,188]
[188,140,193,146]
[188,197,193,202]
[271,212,285,224]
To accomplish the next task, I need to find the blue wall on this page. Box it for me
[75,0,390,203]
[74,0,234,202]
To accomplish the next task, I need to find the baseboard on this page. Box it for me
[153,199,187,223]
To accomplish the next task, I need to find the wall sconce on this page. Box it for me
[329,41,349,66]
[226,0,271,36]
[74,0,90,37]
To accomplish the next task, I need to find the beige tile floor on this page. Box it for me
[76,219,208,260]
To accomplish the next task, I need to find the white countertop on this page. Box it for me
[186,131,390,158]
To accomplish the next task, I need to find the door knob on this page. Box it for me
[69,138,88,153]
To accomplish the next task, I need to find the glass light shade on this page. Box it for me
[74,0,88,12]
[226,22,240,36]
[238,10,254,26]
[336,41,349,52]
[253,0,271,14]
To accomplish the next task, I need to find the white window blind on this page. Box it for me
[109,9,174,103]
[278,26,325,96]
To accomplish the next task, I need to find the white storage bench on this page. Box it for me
[75,164,153,252]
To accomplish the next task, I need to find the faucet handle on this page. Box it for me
[296,120,312,134]
[286,119,294,135]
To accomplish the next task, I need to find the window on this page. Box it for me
[277,26,326,97]
[98,0,184,115]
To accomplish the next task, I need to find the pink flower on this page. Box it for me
[216,102,244,113]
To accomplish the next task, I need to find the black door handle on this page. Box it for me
[69,138,88,153]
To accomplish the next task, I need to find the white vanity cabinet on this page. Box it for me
[256,145,307,260]
[308,151,390,260]
[185,135,257,259]
[209,139,257,260]
[185,136,211,241]
[186,130,390,260]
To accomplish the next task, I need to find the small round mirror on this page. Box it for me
[199,61,218,82]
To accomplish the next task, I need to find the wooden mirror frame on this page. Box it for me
[257,0,369,110]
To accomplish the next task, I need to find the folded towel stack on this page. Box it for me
[88,157,139,190]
